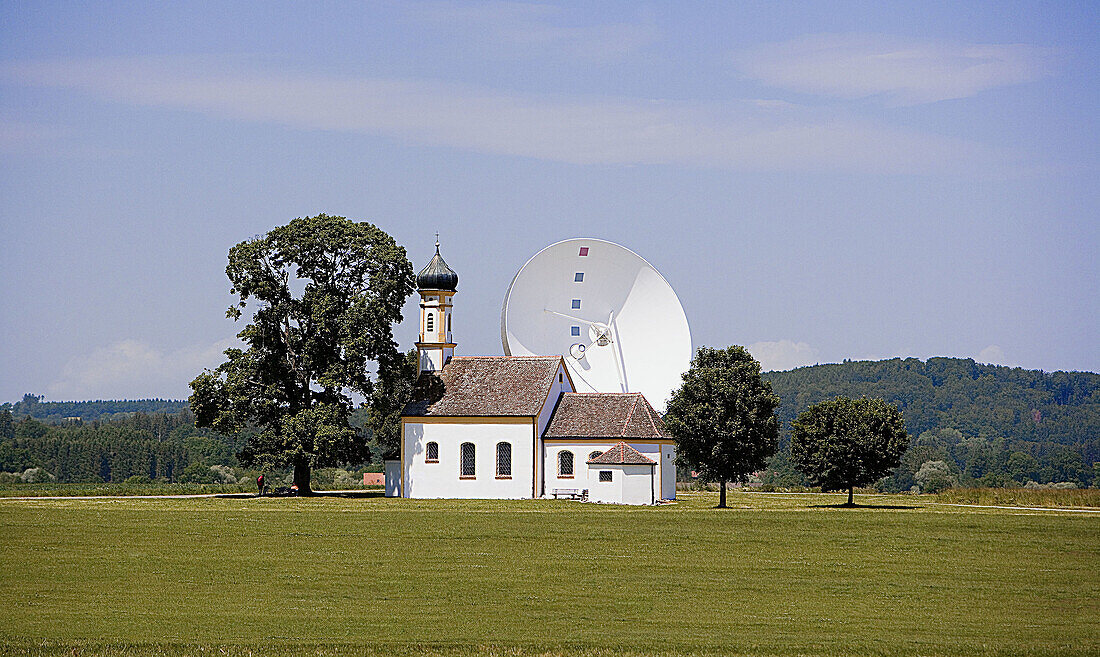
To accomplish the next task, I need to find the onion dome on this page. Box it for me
[416,238,458,291]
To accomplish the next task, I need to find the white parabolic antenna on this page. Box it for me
[501,238,691,413]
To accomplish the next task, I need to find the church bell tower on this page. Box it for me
[415,237,459,374]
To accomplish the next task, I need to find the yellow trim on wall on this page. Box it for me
[531,416,538,498]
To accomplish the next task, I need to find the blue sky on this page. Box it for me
[1,1,1096,401]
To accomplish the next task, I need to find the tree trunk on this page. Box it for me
[718,480,727,508]
[293,460,313,495]
[847,485,854,507]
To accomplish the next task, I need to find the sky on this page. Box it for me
[0,1,1097,402]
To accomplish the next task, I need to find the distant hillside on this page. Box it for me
[4,394,188,423]
[763,358,1099,489]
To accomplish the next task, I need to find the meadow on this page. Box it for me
[0,491,1097,657]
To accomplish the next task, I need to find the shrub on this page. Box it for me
[124,475,153,485]
[209,465,237,484]
[0,472,19,485]
[332,469,359,489]
[1024,480,1077,490]
[20,467,55,483]
[176,462,208,483]
[915,460,958,494]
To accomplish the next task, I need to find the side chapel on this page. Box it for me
[395,241,676,504]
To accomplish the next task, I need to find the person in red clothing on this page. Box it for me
[256,474,265,497]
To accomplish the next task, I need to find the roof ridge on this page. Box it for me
[621,395,639,437]
[644,399,660,436]
[451,355,558,360]
[586,440,656,465]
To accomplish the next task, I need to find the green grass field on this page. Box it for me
[1,491,1097,656]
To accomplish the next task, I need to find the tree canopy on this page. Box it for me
[790,396,909,505]
[189,214,414,492]
[664,346,780,508]
[764,357,1100,466]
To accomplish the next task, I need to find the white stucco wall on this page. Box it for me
[536,362,574,436]
[660,444,676,500]
[403,421,536,498]
[542,440,669,500]
[586,464,656,505]
[543,441,614,496]
[384,459,401,497]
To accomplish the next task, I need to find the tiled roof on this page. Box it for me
[402,356,562,417]
[587,441,656,465]
[543,393,671,439]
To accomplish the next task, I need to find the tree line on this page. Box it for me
[761,357,1099,489]
[0,408,246,483]
[6,394,189,423]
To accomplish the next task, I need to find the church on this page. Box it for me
[390,242,677,504]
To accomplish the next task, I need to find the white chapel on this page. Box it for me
[392,241,677,504]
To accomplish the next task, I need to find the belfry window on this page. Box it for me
[426,312,434,333]
[426,442,439,462]
[496,442,512,478]
[460,442,475,478]
[558,450,574,477]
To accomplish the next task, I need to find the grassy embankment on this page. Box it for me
[0,482,383,498]
[931,486,1100,508]
[1,491,1097,657]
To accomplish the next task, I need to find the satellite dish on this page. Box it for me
[501,238,691,413]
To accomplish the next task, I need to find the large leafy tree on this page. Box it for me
[664,346,780,508]
[365,348,418,460]
[189,214,415,493]
[790,396,909,506]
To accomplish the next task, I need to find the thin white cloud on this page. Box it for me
[48,337,238,400]
[2,57,1019,174]
[748,339,818,372]
[409,1,657,61]
[733,33,1060,105]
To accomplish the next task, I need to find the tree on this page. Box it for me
[914,459,958,493]
[664,346,780,508]
[0,408,13,441]
[365,348,419,460]
[189,214,415,493]
[790,396,909,506]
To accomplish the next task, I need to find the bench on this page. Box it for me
[551,488,588,500]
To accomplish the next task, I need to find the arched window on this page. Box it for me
[496,442,512,478]
[426,312,434,333]
[447,313,451,331]
[425,442,439,462]
[460,442,475,478]
[589,451,602,462]
[558,450,574,477]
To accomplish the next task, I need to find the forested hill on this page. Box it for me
[764,358,1098,445]
[762,358,1099,488]
[4,395,188,423]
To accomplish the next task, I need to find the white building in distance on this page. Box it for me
[396,241,676,504]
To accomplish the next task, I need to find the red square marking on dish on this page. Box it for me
[578,247,589,256]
